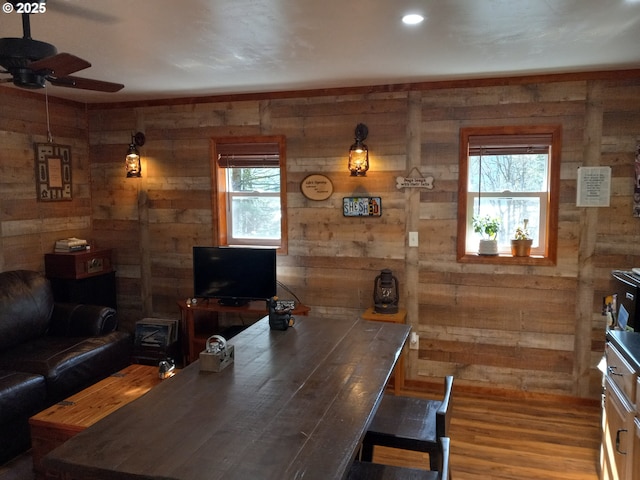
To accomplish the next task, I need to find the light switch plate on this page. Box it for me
[409,231,419,247]
[409,331,419,350]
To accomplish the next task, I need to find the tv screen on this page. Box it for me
[193,246,277,306]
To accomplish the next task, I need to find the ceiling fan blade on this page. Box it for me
[29,53,91,77]
[49,75,124,92]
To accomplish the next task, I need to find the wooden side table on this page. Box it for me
[362,307,407,395]
[44,248,116,308]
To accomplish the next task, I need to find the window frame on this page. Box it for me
[457,125,561,265]
[211,135,288,254]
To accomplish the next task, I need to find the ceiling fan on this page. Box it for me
[0,9,124,92]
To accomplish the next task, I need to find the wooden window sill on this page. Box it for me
[457,254,555,266]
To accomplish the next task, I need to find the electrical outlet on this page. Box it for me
[409,231,419,247]
[409,331,419,350]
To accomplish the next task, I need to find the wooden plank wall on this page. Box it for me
[2,73,639,398]
[0,88,91,272]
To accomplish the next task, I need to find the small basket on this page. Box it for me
[199,335,234,372]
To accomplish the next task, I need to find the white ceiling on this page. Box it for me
[1,0,640,103]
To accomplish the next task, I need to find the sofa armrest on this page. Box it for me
[49,303,118,337]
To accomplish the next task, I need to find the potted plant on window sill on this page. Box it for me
[511,219,533,257]
[472,215,501,255]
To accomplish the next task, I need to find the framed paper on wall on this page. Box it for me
[35,143,72,201]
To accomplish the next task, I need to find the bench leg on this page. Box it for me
[360,440,374,462]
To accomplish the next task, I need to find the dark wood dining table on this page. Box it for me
[43,314,411,480]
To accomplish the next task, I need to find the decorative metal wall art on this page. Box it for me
[343,197,382,217]
[35,143,72,201]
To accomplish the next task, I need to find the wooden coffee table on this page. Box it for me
[29,364,163,478]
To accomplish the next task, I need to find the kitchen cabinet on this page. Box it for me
[601,331,640,480]
[634,417,640,477]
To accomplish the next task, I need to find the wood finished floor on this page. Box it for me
[1,391,601,480]
[373,390,602,480]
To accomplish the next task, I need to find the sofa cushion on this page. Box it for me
[0,370,47,425]
[0,270,53,350]
[0,331,132,402]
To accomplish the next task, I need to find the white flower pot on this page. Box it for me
[478,239,498,255]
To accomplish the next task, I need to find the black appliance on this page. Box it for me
[610,270,640,332]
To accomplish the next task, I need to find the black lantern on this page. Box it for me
[125,132,145,178]
[348,123,369,176]
[373,268,399,314]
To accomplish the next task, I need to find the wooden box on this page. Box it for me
[45,248,112,279]
[200,345,234,372]
[29,365,161,477]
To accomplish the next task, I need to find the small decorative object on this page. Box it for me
[511,219,533,257]
[35,143,72,201]
[396,166,434,190]
[343,197,382,217]
[200,335,234,372]
[374,268,399,314]
[348,123,369,176]
[268,296,295,330]
[158,358,176,379]
[300,174,333,200]
[125,132,145,178]
[473,214,500,255]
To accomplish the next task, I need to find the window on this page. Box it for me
[457,126,561,265]
[212,136,287,253]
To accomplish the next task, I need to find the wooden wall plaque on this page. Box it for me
[301,174,333,200]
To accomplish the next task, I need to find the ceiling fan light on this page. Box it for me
[402,13,424,25]
[12,69,46,89]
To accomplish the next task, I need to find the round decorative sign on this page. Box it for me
[300,174,333,201]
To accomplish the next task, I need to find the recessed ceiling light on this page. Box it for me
[402,13,424,25]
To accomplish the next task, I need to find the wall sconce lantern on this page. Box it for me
[125,132,145,178]
[348,123,369,176]
[373,268,399,314]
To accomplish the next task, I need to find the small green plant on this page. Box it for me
[472,215,500,240]
[513,219,531,240]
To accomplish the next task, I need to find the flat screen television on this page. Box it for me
[193,246,277,306]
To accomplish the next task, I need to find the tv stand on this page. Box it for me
[177,299,310,365]
[217,298,250,307]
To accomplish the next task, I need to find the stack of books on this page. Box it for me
[54,237,88,253]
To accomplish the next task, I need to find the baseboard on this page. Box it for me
[402,378,600,407]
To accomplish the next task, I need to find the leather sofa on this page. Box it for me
[0,270,132,464]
